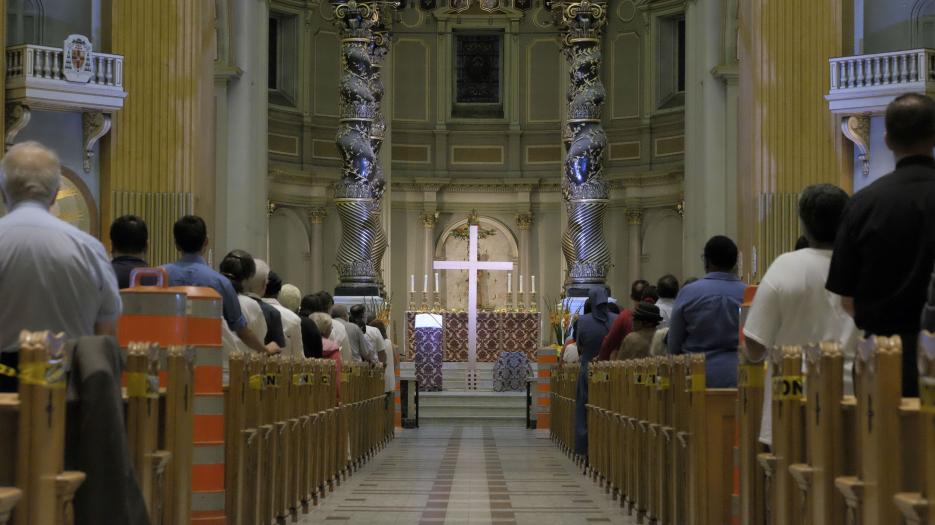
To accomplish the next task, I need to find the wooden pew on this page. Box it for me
[736,352,766,525]
[0,488,22,525]
[670,355,689,525]
[835,336,922,524]
[757,346,805,525]
[787,342,851,525]
[895,331,935,524]
[652,356,674,525]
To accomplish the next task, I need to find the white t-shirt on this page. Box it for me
[365,325,385,364]
[562,343,579,363]
[221,295,268,383]
[264,298,304,359]
[383,338,396,393]
[328,317,352,362]
[656,298,675,328]
[743,248,857,445]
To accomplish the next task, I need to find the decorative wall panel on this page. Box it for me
[393,39,430,122]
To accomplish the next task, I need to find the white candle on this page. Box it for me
[507,272,512,293]
[519,274,524,294]
[410,274,415,293]
[435,272,440,293]
[423,274,428,293]
[532,275,536,294]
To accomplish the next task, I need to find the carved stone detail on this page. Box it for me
[516,212,534,231]
[626,209,643,225]
[5,103,32,151]
[308,207,328,224]
[552,0,611,289]
[421,211,438,228]
[841,115,871,178]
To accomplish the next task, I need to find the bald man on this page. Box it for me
[0,141,121,391]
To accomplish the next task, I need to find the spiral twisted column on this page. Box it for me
[331,0,395,294]
[368,25,390,294]
[552,0,610,292]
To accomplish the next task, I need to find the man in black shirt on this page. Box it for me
[110,215,149,289]
[826,93,935,397]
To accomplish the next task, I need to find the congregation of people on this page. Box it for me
[0,141,398,398]
[565,92,935,456]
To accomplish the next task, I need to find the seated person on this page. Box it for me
[614,303,663,361]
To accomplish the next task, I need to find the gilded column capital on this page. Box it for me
[421,212,438,228]
[308,207,328,224]
[267,201,278,217]
[516,212,534,231]
[625,209,643,225]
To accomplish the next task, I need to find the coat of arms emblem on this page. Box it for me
[63,34,93,83]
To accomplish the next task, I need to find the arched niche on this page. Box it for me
[269,207,311,294]
[640,208,683,281]
[434,215,519,311]
[912,0,935,48]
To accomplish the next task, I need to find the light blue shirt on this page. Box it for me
[667,272,747,387]
[163,254,247,332]
[0,201,122,353]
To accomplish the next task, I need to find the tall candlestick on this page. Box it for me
[531,275,536,294]
[423,274,428,293]
[410,274,415,293]
[519,274,524,294]
[507,272,512,293]
[435,272,440,293]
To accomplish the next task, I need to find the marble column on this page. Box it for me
[102,0,215,264]
[0,0,5,137]
[516,213,533,305]
[422,212,437,305]
[626,210,643,286]
[309,207,328,293]
[552,1,611,294]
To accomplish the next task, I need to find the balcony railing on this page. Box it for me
[829,48,935,92]
[6,44,123,88]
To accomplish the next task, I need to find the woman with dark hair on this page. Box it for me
[573,287,617,459]
[219,250,270,356]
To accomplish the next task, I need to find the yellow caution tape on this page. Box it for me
[772,375,805,401]
[127,372,148,398]
[0,363,16,378]
[656,376,671,390]
[739,364,766,388]
[322,374,331,386]
[687,373,706,392]
[292,373,303,386]
[249,374,264,391]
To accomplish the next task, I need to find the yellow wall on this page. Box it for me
[737,0,853,280]
[101,0,215,262]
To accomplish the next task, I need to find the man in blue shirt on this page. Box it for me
[668,235,747,387]
[163,215,277,355]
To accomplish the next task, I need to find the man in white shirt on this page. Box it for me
[743,184,857,446]
[0,142,121,391]
[258,266,304,359]
[655,275,679,328]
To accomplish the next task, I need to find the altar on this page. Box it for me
[405,311,541,362]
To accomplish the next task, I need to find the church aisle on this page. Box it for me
[300,425,637,525]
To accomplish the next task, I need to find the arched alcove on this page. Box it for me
[6,0,44,45]
[912,0,935,48]
[269,207,311,294]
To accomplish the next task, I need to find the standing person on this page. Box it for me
[745,184,857,446]
[369,319,396,394]
[316,292,350,360]
[827,93,935,397]
[163,215,276,356]
[0,142,122,392]
[599,279,649,360]
[263,271,305,359]
[333,304,368,362]
[668,235,747,387]
[109,214,149,289]
[351,305,380,364]
[574,287,618,458]
[245,258,286,349]
[615,303,663,361]
[296,293,325,359]
[219,250,269,356]
[655,274,680,328]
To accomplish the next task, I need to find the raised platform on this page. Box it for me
[399,361,537,391]
[418,391,527,427]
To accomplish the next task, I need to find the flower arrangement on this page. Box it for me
[545,297,572,345]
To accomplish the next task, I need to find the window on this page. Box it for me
[268,12,298,107]
[453,31,504,119]
[656,14,686,110]
[6,0,44,45]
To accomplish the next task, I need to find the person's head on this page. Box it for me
[884,93,935,158]
[583,299,592,315]
[173,215,209,255]
[219,249,256,294]
[311,312,333,338]
[278,284,302,313]
[265,271,283,299]
[331,304,349,321]
[798,183,849,249]
[369,319,388,339]
[630,279,650,304]
[607,302,620,315]
[0,141,61,208]
[640,285,659,304]
[794,235,810,251]
[249,258,270,296]
[318,291,335,311]
[300,293,323,316]
[657,274,679,300]
[632,303,663,330]
[703,235,739,273]
[110,215,148,257]
[349,304,367,329]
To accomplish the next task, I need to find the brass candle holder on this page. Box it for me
[408,291,416,312]
[529,292,538,313]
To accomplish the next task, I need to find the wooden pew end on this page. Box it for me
[54,471,86,524]
[787,463,814,492]
[0,488,23,525]
[894,492,929,525]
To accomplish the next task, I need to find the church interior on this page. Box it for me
[1,0,934,524]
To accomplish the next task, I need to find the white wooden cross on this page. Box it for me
[434,223,513,388]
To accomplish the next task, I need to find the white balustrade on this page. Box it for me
[5,44,124,88]
[830,48,935,92]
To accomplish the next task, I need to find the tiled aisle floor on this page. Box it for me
[299,426,638,525]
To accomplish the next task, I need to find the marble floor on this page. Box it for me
[299,425,638,525]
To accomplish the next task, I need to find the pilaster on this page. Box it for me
[626,209,643,286]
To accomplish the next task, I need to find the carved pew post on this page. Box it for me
[636,359,651,521]
[654,356,674,525]
[610,362,623,502]
[788,342,848,525]
[894,331,935,524]
[224,352,245,525]
[161,345,193,525]
[15,331,86,525]
[238,354,262,524]
[623,359,637,514]
[670,356,690,524]
[0,488,22,525]
[737,351,766,525]
[274,356,291,524]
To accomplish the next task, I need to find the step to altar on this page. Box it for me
[398,361,538,392]
[417,391,528,427]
